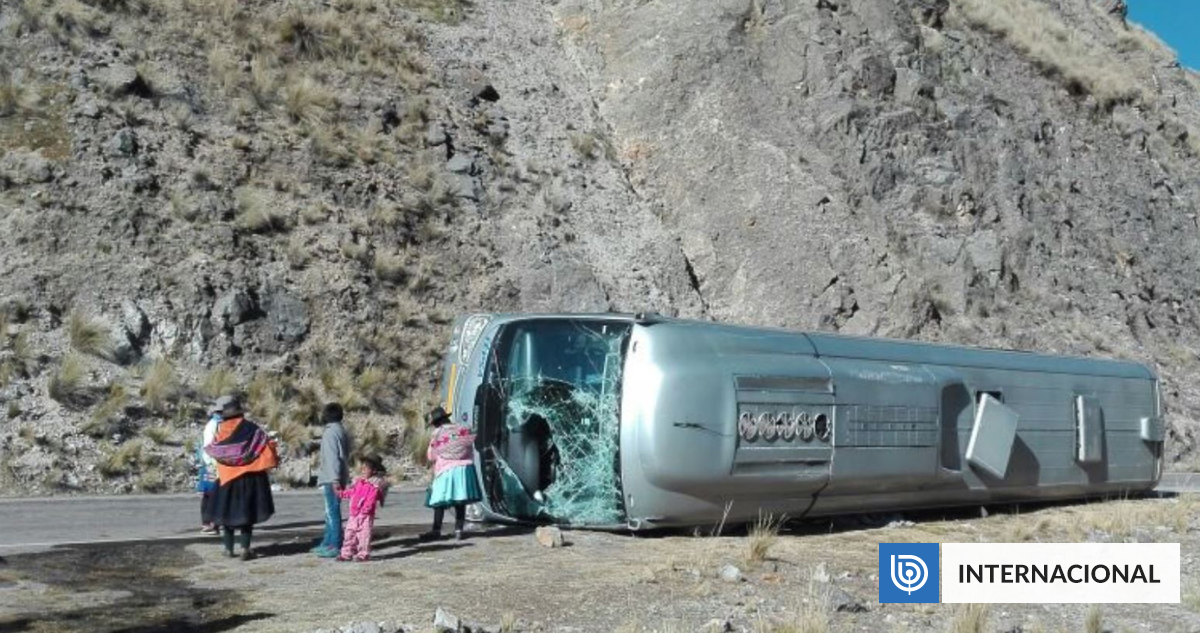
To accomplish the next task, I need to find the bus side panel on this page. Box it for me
[953,367,1158,494]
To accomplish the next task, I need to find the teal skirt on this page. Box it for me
[425,464,483,508]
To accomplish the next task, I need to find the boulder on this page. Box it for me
[446,154,473,174]
[106,129,138,157]
[263,289,310,344]
[433,607,461,633]
[97,63,140,96]
[213,289,257,329]
[535,525,563,548]
[719,564,742,583]
[0,150,52,185]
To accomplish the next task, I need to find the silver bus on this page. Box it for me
[438,313,1164,529]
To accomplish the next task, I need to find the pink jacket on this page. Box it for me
[339,476,387,518]
[427,424,475,476]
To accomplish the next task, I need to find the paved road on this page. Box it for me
[0,474,1195,552]
[0,487,430,553]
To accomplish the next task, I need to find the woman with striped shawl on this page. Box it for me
[204,395,279,560]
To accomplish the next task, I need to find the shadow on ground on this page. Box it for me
[0,543,273,633]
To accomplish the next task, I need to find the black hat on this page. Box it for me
[213,395,243,419]
[360,454,386,475]
[425,406,451,426]
[322,402,344,424]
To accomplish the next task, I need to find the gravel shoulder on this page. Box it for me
[1,496,1197,632]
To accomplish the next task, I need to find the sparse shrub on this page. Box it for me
[48,354,89,406]
[500,613,517,633]
[141,359,179,414]
[6,402,19,419]
[17,426,34,442]
[283,74,335,127]
[949,603,988,633]
[199,368,237,399]
[235,188,290,234]
[248,371,288,424]
[68,312,111,359]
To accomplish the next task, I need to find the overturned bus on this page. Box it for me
[438,313,1164,530]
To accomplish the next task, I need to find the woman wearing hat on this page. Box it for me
[420,406,482,541]
[204,395,279,560]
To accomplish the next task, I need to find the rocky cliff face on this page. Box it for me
[1,0,1198,494]
[554,0,1200,462]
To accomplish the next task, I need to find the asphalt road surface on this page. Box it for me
[0,474,1196,552]
[0,487,429,553]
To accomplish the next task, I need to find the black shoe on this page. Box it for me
[224,549,237,558]
[418,530,442,542]
[240,549,257,561]
[454,530,465,541]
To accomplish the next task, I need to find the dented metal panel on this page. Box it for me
[966,394,1020,479]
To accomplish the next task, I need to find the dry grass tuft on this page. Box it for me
[1083,605,1102,633]
[68,312,111,359]
[48,354,88,406]
[141,358,179,414]
[499,612,517,633]
[137,467,167,492]
[348,414,393,460]
[1183,578,1200,613]
[373,251,409,284]
[199,368,237,399]
[144,425,174,445]
[0,68,40,118]
[99,439,145,477]
[235,187,290,234]
[747,512,782,564]
[283,74,335,127]
[949,603,988,633]
[951,0,1143,105]
[84,382,127,438]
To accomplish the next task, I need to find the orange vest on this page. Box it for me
[213,417,280,485]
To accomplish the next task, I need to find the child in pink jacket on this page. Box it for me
[337,455,388,562]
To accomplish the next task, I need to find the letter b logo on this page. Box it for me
[879,543,939,603]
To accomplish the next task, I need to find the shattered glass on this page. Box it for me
[486,320,629,526]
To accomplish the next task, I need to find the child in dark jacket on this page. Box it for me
[337,455,388,562]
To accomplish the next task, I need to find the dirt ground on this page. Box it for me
[1,495,1198,633]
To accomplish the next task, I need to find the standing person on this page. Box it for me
[312,402,351,558]
[205,395,279,561]
[196,404,221,534]
[337,455,389,562]
[421,406,482,541]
